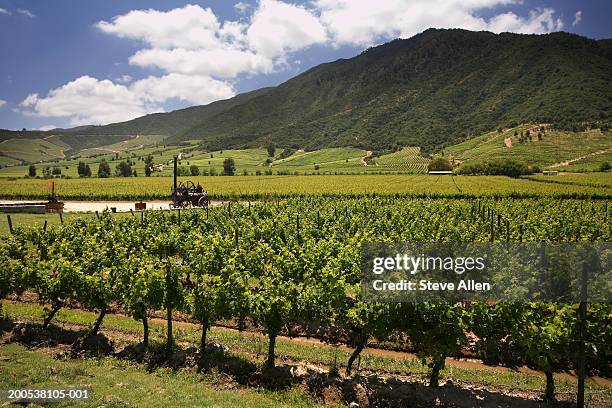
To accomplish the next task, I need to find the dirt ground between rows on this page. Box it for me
[4,295,610,389]
[1,316,587,408]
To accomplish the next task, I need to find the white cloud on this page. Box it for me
[19,75,234,126]
[16,8,36,18]
[314,0,564,46]
[129,48,273,78]
[0,99,6,108]
[20,76,156,126]
[246,0,326,59]
[115,74,133,83]
[572,11,582,27]
[486,8,563,34]
[234,2,251,14]
[131,73,234,105]
[97,5,223,50]
[0,8,10,15]
[97,2,326,79]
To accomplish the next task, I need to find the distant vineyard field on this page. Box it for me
[447,127,612,171]
[374,147,429,172]
[0,173,609,200]
[78,135,166,157]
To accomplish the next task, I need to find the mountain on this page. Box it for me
[56,87,272,138]
[0,128,133,158]
[48,29,612,153]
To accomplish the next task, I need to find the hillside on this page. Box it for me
[447,125,612,171]
[55,87,271,137]
[0,129,134,162]
[168,29,612,152]
[0,88,269,163]
[98,29,610,153]
[3,29,611,157]
[0,133,162,164]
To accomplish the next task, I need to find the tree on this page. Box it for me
[115,161,133,177]
[144,155,154,177]
[28,165,36,177]
[190,165,200,176]
[427,156,453,172]
[267,144,276,157]
[599,162,611,172]
[98,159,111,178]
[52,166,62,176]
[223,158,235,176]
[77,161,91,177]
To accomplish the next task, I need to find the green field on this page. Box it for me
[0,135,432,178]
[0,343,314,408]
[374,146,429,171]
[0,173,610,200]
[0,138,66,162]
[0,146,427,178]
[2,302,608,407]
[78,134,166,157]
[2,124,609,179]
[447,126,612,171]
[0,144,190,178]
[0,156,21,166]
[0,134,171,177]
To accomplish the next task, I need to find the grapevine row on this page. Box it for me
[1,197,610,402]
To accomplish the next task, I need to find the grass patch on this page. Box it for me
[3,300,610,401]
[0,343,317,407]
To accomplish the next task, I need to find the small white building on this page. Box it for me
[543,170,558,176]
[428,170,453,175]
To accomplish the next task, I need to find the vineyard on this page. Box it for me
[1,197,611,406]
[0,173,610,201]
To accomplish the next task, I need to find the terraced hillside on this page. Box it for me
[0,138,66,162]
[78,135,166,157]
[447,125,612,171]
[1,143,433,178]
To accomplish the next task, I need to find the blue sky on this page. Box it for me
[0,0,609,131]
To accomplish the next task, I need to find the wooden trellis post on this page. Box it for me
[7,215,13,234]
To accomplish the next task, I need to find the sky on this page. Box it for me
[0,0,610,131]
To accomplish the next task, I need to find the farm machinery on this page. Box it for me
[170,156,209,208]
